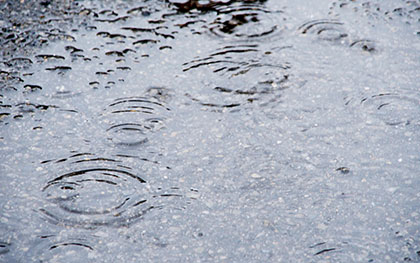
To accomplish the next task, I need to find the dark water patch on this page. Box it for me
[45,66,73,74]
[116,66,132,71]
[97,31,127,40]
[0,70,23,91]
[23,84,43,92]
[121,26,175,47]
[95,71,110,76]
[0,0,90,58]
[44,31,76,42]
[336,167,350,174]
[98,9,118,17]
[133,39,160,45]
[15,102,56,113]
[168,0,267,12]
[95,16,130,23]
[35,54,66,63]
[0,101,57,123]
[121,27,156,33]
[65,45,84,54]
[105,50,125,57]
[2,57,33,70]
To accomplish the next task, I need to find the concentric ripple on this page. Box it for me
[100,94,170,146]
[345,92,420,126]
[298,19,348,43]
[40,153,153,228]
[182,44,292,109]
[298,18,379,52]
[208,3,286,41]
[40,152,195,228]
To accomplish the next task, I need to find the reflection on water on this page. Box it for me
[1,0,420,261]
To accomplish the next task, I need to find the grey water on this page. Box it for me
[1,0,420,262]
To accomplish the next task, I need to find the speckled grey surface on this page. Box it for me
[1,0,420,262]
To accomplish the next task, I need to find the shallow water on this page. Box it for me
[1,0,420,262]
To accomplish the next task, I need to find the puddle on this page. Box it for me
[1,0,420,262]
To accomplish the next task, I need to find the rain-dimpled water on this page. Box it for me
[1,0,420,262]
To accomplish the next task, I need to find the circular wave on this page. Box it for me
[208,3,286,41]
[40,154,152,228]
[101,96,169,146]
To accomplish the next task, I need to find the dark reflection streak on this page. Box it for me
[127,6,145,14]
[101,172,121,179]
[44,168,146,188]
[314,248,336,255]
[126,106,155,111]
[201,103,241,108]
[121,27,155,33]
[76,179,117,185]
[0,242,10,255]
[106,123,146,131]
[50,243,93,250]
[182,56,212,65]
[95,16,130,23]
[377,103,390,110]
[133,39,159,45]
[299,20,343,33]
[111,110,154,114]
[160,194,183,197]
[183,60,245,71]
[109,99,167,109]
[69,153,94,158]
[133,200,147,206]
[72,158,121,164]
[213,67,228,73]
[210,48,258,56]
[116,165,135,170]
[115,155,161,165]
[35,54,65,60]
[309,242,326,248]
[217,44,259,50]
[349,39,373,47]
[175,20,207,28]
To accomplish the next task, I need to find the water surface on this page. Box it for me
[1,0,420,262]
